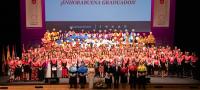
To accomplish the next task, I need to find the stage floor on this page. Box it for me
[0,84,200,90]
[0,76,200,87]
[0,76,200,85]
[149,77,200,84]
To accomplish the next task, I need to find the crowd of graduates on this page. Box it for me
[2,28,199,89]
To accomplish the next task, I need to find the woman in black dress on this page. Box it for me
[160,54,167,78]
[23,58,31,80]
[38,60,45,81]
[51,58,57,78]
[15,58,22,80]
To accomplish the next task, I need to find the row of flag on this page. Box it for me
[1,45,23,75]
[2,45,16,63]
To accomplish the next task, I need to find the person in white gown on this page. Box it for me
[45,59,51,78]
[88,64,95,89]
[57,60,62,78]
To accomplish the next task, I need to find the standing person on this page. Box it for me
[153,56,160,77]
[94,59,100,77]
[23,57,31,80]
[120,63,128,88]
[28,56,33,80]
[69,63,78,88]
[38,60,45,81]
[184,52,191,77]
[104,62,113,88]
[146,56,153,76]
[128,62,137,89]
[168,54,176,76]
[177,54,184,78]
[160,54,167,78]
[195,56,200,80]
[137,62,147,89]
[51,57,57,78]
[78,62,88,88]
[57,59,62,78]
[21,58,25,81]
[112,62,120,88]
[31,58,38,80]
[99,62,104,78]
[61,58,68,78]
[15,58,22,80]
[8,58,15,82]
[45,57,51,78]
[88,64,95,89]
[191,53,198,79]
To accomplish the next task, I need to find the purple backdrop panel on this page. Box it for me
[20,0,46,49]
[151,0,176,46]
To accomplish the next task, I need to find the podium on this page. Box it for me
[45,78,59,84]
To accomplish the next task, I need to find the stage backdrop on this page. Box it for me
[20,0,176,48]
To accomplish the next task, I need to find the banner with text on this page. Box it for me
[153,0,170,27]
[26,0,42,28]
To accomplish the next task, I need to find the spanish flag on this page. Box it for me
[6,45,11,62]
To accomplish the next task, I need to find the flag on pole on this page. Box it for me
[2,47,6,74]
[22,44,26,57]
[12,45,15,60]
[6,45,11,62]
[22,44,25,53]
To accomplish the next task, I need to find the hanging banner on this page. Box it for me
[153,0,170,27]
[26,0,42,28]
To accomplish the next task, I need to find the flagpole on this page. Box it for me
[6,45,11,64]
[2,46,6,76]
[12,45,15,60]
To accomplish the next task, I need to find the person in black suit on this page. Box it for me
[69,63,78,88]
[112,63,120,88]
[104,62,113,88]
